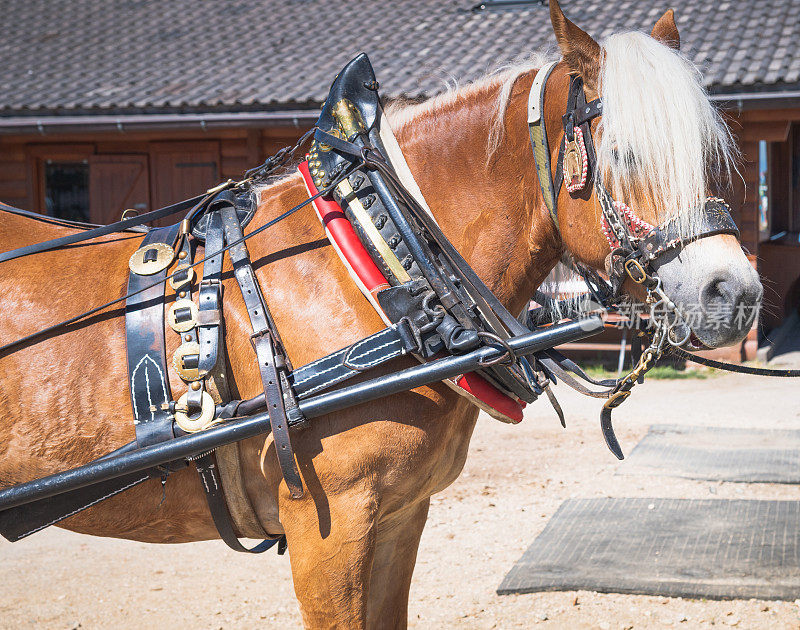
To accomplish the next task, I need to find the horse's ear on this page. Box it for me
[549,0,601,92]
[651,9,680,50]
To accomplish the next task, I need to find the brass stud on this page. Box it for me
[178,251,187,260]
[191,382,202,391]
[179,291,186,298]
[184,334,192,342]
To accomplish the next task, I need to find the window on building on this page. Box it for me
[758,140,769,238]
[765,122,800,243]
[44,161,89,222]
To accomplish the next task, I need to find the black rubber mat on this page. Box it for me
[618,424,800,483]
[498,498,800,600]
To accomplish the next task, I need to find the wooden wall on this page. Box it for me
[0,125,311,219]
[0,140,30,209]
[734,108,800,334]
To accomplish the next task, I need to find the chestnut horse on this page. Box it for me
[0,2,762,627]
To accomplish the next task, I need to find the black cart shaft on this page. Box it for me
[0,318,602,511]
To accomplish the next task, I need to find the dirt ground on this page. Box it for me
[2,372,800,629]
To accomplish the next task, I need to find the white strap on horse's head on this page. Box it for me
[527,60,558,125]
[527,61,561,230]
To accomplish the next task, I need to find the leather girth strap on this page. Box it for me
[126,225,181,450]
[194,452,282,553]
[218,198,305,499]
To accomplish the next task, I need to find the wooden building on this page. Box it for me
[0,117,314,226]
[1,0,799,359]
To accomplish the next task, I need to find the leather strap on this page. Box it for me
[0,470,153,542]
[670,346,800,377]
[289,324,410,398]
[126,225,180,450]
[0,194,206,265]
[235,323,416,417]
[194,453,283,553]
[197,211,225,377]
[172,212,276,552]
[527,61,559,228]
[219,204,305,499]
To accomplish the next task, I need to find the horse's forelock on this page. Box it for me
[597,31,738,236]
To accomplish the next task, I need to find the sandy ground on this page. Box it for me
[2,372,800,629]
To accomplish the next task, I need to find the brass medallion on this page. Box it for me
[172,341,204,381]
[167,299,198,333]
[128,242,175,276]
[168,264,195,290]
[564,139,584,190]
[174,391,215,432]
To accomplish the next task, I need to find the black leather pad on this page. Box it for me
[191,191,255,243]
[317,52,380,137]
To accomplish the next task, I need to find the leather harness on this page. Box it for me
[1,54,798,549]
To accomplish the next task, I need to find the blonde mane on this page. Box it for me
[260,32,735,248]
[597,31,738,235]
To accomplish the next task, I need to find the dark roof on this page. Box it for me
[1,0,798,116]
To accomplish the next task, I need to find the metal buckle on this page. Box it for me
[604,389,631,409]
[200,278,222,291]
[249,327,273,352]
[624,259,648,284]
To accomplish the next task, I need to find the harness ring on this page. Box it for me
[476,331,517,367]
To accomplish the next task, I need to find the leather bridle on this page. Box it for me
[527,63,748,457]
[531,66,741,306]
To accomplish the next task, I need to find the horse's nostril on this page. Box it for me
[698,273,762,330]
[700,277,735,310]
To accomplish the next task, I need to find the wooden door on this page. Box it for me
[150,142,220,214]
[89,155,150,224]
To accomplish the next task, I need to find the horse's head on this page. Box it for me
[544,0,762,349]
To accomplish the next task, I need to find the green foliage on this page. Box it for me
[582,363,714,380]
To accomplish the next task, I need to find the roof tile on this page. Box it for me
[0,0,797,115]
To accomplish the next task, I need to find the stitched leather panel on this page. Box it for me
[125,225,180,448]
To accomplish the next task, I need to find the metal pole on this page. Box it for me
[0,317,602,511]
[616,329,628,378]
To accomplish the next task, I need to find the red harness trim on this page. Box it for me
[299,160,524,424]
[299,161,389,296]
[600,200,655,249]
[456,373,524,423]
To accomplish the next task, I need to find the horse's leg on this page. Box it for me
[282,486,379,629]
[366,499,430,630]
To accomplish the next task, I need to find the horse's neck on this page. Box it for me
[390,79,561,316]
